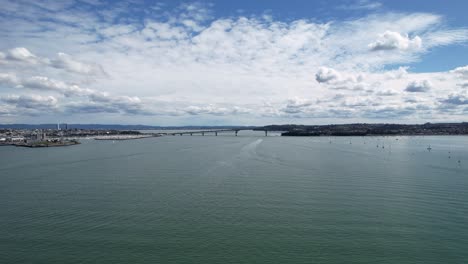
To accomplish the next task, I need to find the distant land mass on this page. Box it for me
[2,123,468,136]
[256,122,468,136]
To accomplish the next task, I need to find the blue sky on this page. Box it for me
[0,0,468,125]
[191,0,468,72]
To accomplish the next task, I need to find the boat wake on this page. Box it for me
[239,139,263,158]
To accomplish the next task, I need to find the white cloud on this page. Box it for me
[1,2,468,123]
[99,24,136,38]
[440,93,468,105]
[2,47,40,64]
[376,90,398,96]
[1,94,58,115]
[281,97,315,114]
[405,80,432,92]
[0,72,148,116]
[0,47,107,77]
[141,22,188,40]
[87,93,150,115]
[0,73,20,86]
[425,30,468,47]
[385,66,408,79]
[21,76,94,97]
[184,104,249,116]
[369,31,422,51]
[338,0,382,10]
[65,99,149,115]
[451,65,468,79]
[50,53,107,76]
[315,67,368,92]
[316,67,341,83]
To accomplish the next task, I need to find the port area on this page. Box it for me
[93,134,156,140]
[10,139,81,148]
[0,128,163,147]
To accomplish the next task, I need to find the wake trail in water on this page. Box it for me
[202,139,264,176]
[239,139,263,159]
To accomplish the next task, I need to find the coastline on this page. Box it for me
[13,140,81,148]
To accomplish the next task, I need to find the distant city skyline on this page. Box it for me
[1,0,468,125]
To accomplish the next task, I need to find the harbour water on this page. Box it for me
[1,131,467,263]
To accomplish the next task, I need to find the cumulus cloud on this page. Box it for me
[184,105,249,116]
[315,67,341,83]
[87,93,150,115]
[363,106,415,119]
[1,94,58,115]
[385,66,409,79]
[25,77,151,115]
[0,72,148,115]
[440,94,468,105]
[0,47,107,76]
[450,65,468,79]
[376,90,398,96]
[65,102,119,114]
[65,98,150,115]
[50,53,107,76]
[315,67,368,91]
[281,98,315,114]
[21,76,94,97]
[5,47,38,63]
[1,2,468,123]
[0,73,20,86]
[369,31,422,51]
[405,80,432,92]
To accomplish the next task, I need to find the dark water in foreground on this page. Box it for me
[1,132,468,263]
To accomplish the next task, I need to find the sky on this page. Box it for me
[0,0,468,126]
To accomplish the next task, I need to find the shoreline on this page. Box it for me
[94,135,156,140]
[13,141,81,148]
[281,132,468,137]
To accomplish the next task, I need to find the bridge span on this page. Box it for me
[157,129,268,137]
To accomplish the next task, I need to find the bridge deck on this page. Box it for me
[154,129,267,136]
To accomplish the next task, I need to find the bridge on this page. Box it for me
[157,129,268,137]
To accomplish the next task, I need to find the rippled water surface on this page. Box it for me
[1,132,468,263]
